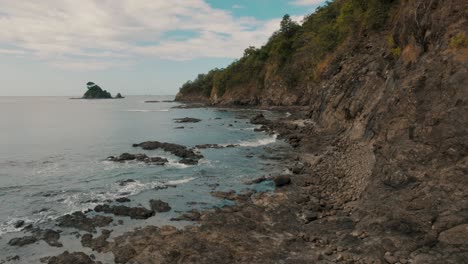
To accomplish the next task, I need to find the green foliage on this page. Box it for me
[83,82,112,99]
[178,0,397,98]
[449,33,468,49]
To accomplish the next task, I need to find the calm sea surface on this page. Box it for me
[0,96,292,262]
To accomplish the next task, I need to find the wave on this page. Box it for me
[165,177,196,185]
[237,134,277,147]
[127,109,170,112]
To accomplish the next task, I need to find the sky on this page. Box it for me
[0,0,326,96]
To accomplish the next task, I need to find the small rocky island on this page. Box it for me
[82,82,124,99]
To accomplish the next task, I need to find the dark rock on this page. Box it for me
[273,175,291,187]
[250,114,270,125]
[108,154,168,165]
[133,141,203,164]
[41,251,98,264]
[41,229,63,247]
[94,204,155,219]
[117,179,136,186]
[195,144,224,149]
[179,158,198,165]
[144,100,160,103]
[173,117,201,123]
[8,236,37,247]
[174,126,185,129]
[115,93,124,99]
[245,176,269,185]
[13,220,25,229]
[149,199,171,212]
[81,230,111,252]
[57,211,113,232]
[115,197,130,203]
[82,82,112,99]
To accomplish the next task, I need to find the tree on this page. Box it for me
[280,14,300,38]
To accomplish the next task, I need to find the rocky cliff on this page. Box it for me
[173,0,468,262]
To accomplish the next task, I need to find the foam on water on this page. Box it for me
[237,134,277,147]
[165,177,196,185]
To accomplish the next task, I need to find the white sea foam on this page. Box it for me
[237,134,277,147]
[165,159,191,168]
[166,177,196,185]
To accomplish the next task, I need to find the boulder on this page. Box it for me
[273,175,291,187]
[149,199,171,212]
[173,117,201,123]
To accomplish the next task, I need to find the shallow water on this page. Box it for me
[0,96,292,262]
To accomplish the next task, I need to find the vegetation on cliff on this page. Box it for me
[177,0,397,102]
[83,82,123,99]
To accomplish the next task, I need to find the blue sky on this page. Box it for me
[0,0,325,96]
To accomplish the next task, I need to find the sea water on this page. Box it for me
[0,96,293,262]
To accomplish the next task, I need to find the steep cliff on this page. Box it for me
[174,0,468,262]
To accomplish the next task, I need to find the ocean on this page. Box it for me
[0,96,292,262]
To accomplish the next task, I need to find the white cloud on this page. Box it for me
[289,0,324,6]
[0,0,289,70]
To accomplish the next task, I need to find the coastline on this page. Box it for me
[3,101,466,264]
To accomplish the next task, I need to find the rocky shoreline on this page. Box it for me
[3,104,467,264]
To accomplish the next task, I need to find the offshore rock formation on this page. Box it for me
[82,82,123,99]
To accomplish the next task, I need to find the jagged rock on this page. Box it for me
[8,236,37,247]
[94,204,154,219]
[82,82,112,99]
[108,153,168,165]
[250,114,270,125]
[133,141,203,164]
[57,211,113,232]
[149,199,171,212]
[115,197,130,203]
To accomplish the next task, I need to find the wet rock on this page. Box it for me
[13,220,25,229]
[41,229,63,247]
[117,179,136,186]
[8,236,37,247]
[115,197,130,203]
[57,211,113,232]
[179,158,198,165]
[108,154,168,165]
[170,210,201,221]
[195,144,224,149]
[40,251,99,264]
[174,126,185,129]
[245,176,269,185]
[173,117,201,123]
[250,113,270,125]
[94,204,155,219]
[149,199,171,212]
[273,175,291,187]
[133,141,203,164]
[81,230,111,252]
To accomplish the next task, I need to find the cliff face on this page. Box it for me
[175,0,468,262]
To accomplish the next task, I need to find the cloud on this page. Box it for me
[289,0,324,6]
[0,0,290,70]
